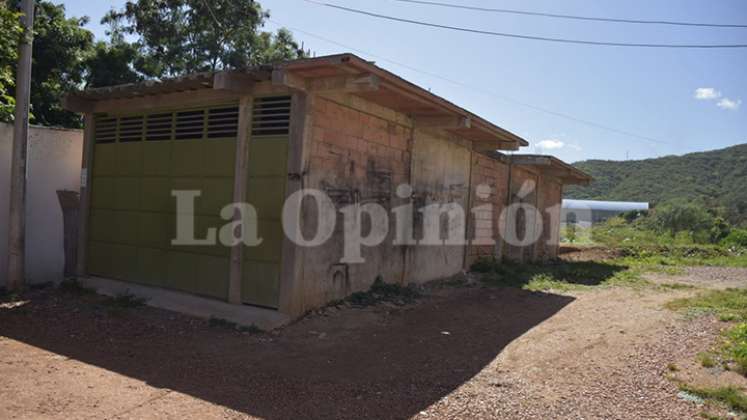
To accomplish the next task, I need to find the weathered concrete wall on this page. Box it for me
[405,129,471,283]
[465,153,509,267]
[536,177,563,261]
[502,165,540,263]
[0,123,83,287]
[298,93,412,311]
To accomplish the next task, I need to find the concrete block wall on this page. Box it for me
[298,93,413,310]
[0,123,83,287]
[465,152,509,268]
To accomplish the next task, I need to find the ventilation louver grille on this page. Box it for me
[118,115,144,142]
[94,117,117,143]
[252,96,291,136]
[207,107,239,139]
[93,104,240,144]
[146,113,173,141]
[175,110,205,140]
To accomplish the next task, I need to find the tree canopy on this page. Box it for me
[0,0,307,127]
[103,0,306,78]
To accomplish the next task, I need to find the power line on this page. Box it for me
[303,0,747,49]
[391,0,747,29]
[269,19,668,145]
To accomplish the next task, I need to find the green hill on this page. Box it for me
[565,143,747,224]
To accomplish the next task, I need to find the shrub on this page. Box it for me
[650,200,714,239]
[723,229,747,248]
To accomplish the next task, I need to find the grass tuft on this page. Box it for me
[666,289,747,322]
[679,384,747,414]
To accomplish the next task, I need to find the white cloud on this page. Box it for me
[694,87,721,100]
[717,98,742,110]
[537,139,565,150]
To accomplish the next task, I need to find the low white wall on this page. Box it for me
[0,122,83,287]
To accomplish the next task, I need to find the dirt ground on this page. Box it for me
[1,266,746,419]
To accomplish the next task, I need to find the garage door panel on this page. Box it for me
[137,247,169,287]
[202,139,236,177]
[194,255,229,299]
[93,144,117,176]
[171,141,205,176]
[166,251,198,292]
[142,141,172,176]
[116,142,144,176]
[247,178,285,220]
[88,241,115,278]
[138,213,175,249]
[114,177,142,211]
[90,209,117,243]
[248,138,288,177]
[242,262,280,308]
[91,177,116,209]
[140,177,173,212]
[244,220,283,263]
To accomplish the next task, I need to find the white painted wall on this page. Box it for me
[0,122,83,287]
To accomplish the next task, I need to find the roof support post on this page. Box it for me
[228,96,253,305]
[278,91,312,317]
[76,113,95,277]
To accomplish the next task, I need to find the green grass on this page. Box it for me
[697,352,717,368]
[473,258,650,292]
[726,323,747,373]
[666,289,747,321]
[680,384,747,414]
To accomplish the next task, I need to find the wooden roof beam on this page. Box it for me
[413,115,471,130]
[213,71,255,94]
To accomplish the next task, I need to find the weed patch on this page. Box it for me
[59,278,95,295]
[348,277,420,307]
[208,317,263,333]
[679,384,747,414]
[104,292,147,309]
[471,257,648,292]
[666,289,747,321]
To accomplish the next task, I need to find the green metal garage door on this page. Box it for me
[88,97,290,307]
[242,96,290,308]
[89,104,237,300]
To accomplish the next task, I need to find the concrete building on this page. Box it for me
[64,53,590,327]
[562,199,649,227]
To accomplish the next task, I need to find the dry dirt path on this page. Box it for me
[1,267,746,419]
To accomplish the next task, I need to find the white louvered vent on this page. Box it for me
[207,107,239,139]
[252,96,291,136]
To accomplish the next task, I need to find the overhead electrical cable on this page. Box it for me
[391,0,747,29]
[302,0,747,49]
[268,19,669,145]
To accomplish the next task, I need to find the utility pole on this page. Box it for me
[7,0,35,292]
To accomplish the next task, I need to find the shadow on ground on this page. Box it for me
[0,285,573,419]
[473,259,630,288]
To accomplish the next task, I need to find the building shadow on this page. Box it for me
[0,285,573,419]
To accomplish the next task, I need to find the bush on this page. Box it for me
[651,200,714,238]
[723,229,747,248]
[728,323,747,373]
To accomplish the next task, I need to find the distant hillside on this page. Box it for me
[564,143,747,224]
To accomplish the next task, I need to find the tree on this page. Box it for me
[651,200,714,237]
[84,40,142,88]
[103,0,307,79]
[1,1,93,127]
[0,2,21,122]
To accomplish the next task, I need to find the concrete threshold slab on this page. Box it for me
[80,276,291,331]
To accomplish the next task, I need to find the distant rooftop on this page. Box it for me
[562,199,649,212]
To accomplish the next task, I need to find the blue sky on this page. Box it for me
[59,0,747,163]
